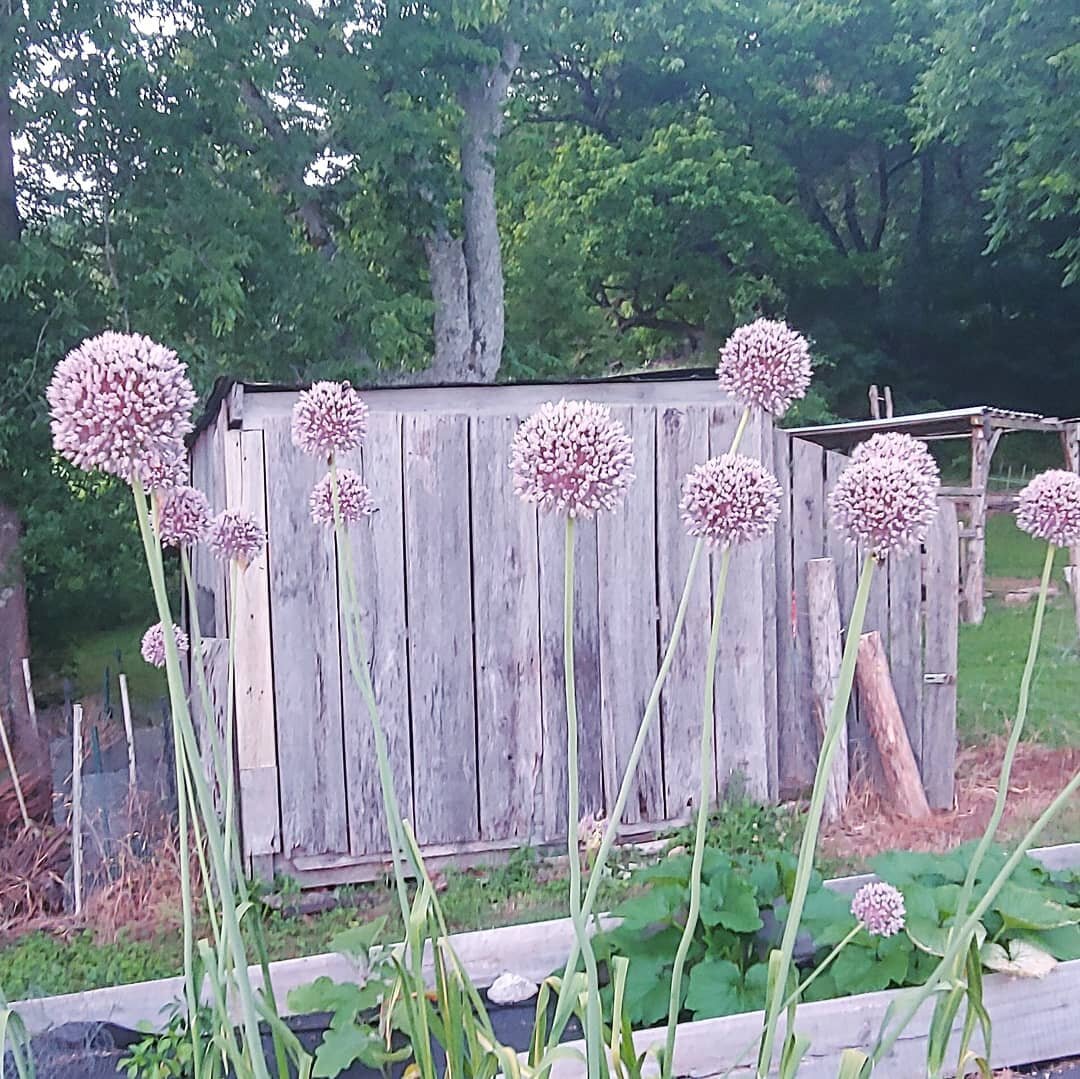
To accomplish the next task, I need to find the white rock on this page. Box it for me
[487,972,539,1005]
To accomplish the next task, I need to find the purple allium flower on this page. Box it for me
[716,318,813,417]
[156,485,211,548]
[291,381,370,458]
[510,400,635,518]
[206,509,266,564]
[46,332,197,486]
[140,621,189,669]
[851,433,940,483]
[851,881,906,937]
[680,454,782,547]
[828,457,939,560]
[310,468,377,528]
[142,445,189,491]
[1016,470,1080,548]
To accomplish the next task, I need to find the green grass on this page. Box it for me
[958,513,1080,746]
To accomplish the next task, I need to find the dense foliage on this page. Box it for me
[1,0,1077,651]
[595,842,1080,1028]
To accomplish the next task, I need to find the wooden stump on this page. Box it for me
[855,631,931,819]
[807,559,848,823]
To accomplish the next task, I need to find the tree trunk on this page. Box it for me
[423,225,473,381]
[0,505,41,773]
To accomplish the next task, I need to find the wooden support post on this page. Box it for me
[961,423,1001,625]
[0,706,31,829]
[807,559,848,823]
[21,659,38,736]
[71,702,84,915]
[855,632,931,818]
[118,673,137,797]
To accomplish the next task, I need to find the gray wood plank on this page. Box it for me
[190,636,229,816]
[469,413,544,842]
[403,411,479,845]
[922,499,959,808]
[888,546,924,766]
[538,508,603,842]
[263,415,348,857]
[338,413,414,855]
[773,429,797,798]
[760,421,779,801]
[234,429,280,856]
[825,451,861,778]
[655,404,713,819]
[597,406,663,823]
[787,437,826,792]
[712,407,769,801]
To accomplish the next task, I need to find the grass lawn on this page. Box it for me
[957,513,1080,746]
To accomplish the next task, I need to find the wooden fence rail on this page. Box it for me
[187,381,958,885]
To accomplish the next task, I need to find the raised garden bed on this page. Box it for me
[12,843,1080,1076]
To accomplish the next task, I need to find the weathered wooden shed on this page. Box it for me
[188,376,958,885]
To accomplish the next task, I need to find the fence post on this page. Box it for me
[807,559,847,822]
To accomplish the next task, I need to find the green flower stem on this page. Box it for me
[757,555,876,1078]
[871,758,1080,1069]
[952,541,1056,931]
[663,545,732,1078]
[544,404,751,1059]
[132,482,269,1079]
[563,516,606,1079]
[718,924,863,1079]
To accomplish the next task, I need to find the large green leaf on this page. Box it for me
[994,883,1080,931]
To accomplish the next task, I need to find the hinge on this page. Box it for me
[924,672,955,685]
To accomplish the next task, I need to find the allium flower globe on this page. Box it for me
[851,881,906,937]
[716,318,812,417]
[851,432,939,483]
[46,332,197,485]
[142,446,189,491]
[291,381,369,458]
[156,485,211,548]
[310,468,377,528]
[1016,470,1080,548]
[141,622,189,669]
[206,509,266,564]
[680,454,782,547]
[829,457,939,560]
[510,400,634,518]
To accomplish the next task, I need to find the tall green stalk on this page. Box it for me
[756,556,876,1077]
[544,405,751,1058]
[563,516,606,1079]
[952,542,1055,927]
[132,482,270,1079]
[662,545,731,1078]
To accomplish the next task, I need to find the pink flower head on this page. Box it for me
[206,509,265,564]
[680,454,782,547]
[851,433,939,483]
[142,445,189,491]
[291,381,369,458]
[828,457,938,560]
[140,621,189,669]
[1016,470,1080,548]
[156,485,211,548]
[310,468,377,528]
[851,881,906,937]
[716,318,812,417]
[46,332,197,486]
[510,400,635,518]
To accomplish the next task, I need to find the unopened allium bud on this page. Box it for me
[510,400,634,518]
[680,454,782,547]
[291,381,369,458]
[155,485,210,548]
[140,621,189,669]
[851,433,939,484]
[206,509,265,564]
[829,457,939,560]
[851,881,906,937]
[1016,470,1080,549]
[46,332,197,485]
[310,468,377,528]
[716,318,812,417]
